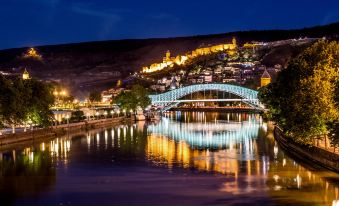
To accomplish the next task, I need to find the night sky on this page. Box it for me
[1,0,339,49]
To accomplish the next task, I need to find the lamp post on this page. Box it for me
[110,110,114,118]
[104,111,108,119]
[27,119,33,131]
[123,109,126,117]
[117,109,120,117]
[66,114,70,128]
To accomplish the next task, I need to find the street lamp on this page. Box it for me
[65,114,70,128]
[110,110,114,118]
[60,90,67,96]
[123,109,126,116]
[27,119,33,131]
[104,111,108,119]
[117,109,120,117]
[95,111,99,120]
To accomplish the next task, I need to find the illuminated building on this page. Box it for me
[243,42,260,49]
[23,47,42,60]
[260,69,271,87]
[142,37,238,73]
[22,68,30,80]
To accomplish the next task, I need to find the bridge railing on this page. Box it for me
[149,83,261,110]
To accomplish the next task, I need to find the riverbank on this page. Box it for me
[274,127,339,173]
[0,117,130,148]
[170,107,262,113]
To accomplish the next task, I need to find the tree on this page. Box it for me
[89,91,102,103]
[130,85,151,109]
[23,78,55,127]
[0,75,15,131]
[70,110,85,123]
[0,75,55,133]
[259,40,339,145]
[114,85,151,111]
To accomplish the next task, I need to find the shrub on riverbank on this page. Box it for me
[259,40,339,146]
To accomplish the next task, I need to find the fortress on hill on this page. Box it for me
[142,38,238,73]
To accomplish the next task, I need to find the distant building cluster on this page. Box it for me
[101,88,125,103]
[142,38,238,73]
[149,54,279,92]
[143,38,320,92]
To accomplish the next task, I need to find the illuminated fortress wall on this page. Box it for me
[142,38,237,73]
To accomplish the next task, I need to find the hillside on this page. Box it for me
[0,22,338,97]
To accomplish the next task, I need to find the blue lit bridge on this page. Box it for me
[149,84,262,111]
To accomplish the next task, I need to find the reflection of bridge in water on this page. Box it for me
[147,116,262,156]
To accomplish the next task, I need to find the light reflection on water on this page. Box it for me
[0,111,338,206]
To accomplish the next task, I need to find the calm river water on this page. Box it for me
[0,112,338,206]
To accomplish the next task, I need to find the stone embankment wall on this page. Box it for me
[274,127,339,173]
[0,117,127,147]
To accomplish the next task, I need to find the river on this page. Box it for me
[0,112,338,206]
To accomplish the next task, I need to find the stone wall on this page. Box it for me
[274,127,339,173]
[0,117,127,147]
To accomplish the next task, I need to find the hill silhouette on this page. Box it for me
[0,22,338,97]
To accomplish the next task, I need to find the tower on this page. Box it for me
[166,50,171,60]
[260,69,271,87]
[22,68,30,80]
[232,37,237,47]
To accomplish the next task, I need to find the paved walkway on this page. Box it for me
[0,117,126,136]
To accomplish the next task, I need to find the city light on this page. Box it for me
[0,4,337,206]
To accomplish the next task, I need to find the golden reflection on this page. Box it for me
[2,111,337,206]
[146,134,242,175]
[111,129,115,148]
[147,134,176,168]
[145,113,339,205]
[40,137,71,160]
[177,140,190,168]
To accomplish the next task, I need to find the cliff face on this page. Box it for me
[0,22,338,96]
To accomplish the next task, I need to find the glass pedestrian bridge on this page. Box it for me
[149,83,262,111]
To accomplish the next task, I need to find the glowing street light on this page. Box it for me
[65,114,70,127]
[104,111,108,119]
[117,109,120,117]
[60,90,67,96]
[123,109,126,116]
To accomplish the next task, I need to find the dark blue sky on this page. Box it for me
[1,0,339,49]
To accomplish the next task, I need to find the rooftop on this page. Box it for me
[261,69,271,78]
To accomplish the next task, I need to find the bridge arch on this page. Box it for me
[149,84,261,111]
